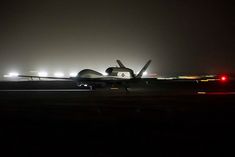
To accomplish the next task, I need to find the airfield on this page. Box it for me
[0,79,235,156]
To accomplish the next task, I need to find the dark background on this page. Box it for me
[0,0,234,76]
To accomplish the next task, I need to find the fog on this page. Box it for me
[0,0,234,78]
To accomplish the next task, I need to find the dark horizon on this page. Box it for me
[0,0,234,77]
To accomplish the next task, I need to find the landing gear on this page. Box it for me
[89,85,93,91]
[124,86,129,92]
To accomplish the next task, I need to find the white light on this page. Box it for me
[4,72,19,78]
[9,72,19,77]
[38,71,48,77]
[102,72,108,76]
[143,71,147,76]
[54,72,64,77]
[69,72,77,77]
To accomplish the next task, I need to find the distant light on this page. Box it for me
[205,75,216,78]
[178,76,201,79]
[69,72,77,77]
[143,71,147,76]
[4,72,19,78]
[197,92,207,95]
[9,72,19,77]
[102,72,108,76]
[38,71,48,77]
[54,72,64,77]
[157,77,176,80]
[200,79,209,82]
[220,75,228,82]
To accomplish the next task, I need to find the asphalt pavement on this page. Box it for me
[0,80,235,156]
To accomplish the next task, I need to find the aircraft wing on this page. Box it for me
[18,75,72,80]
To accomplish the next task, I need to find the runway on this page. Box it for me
[1,89,235,95]
[0,80,235,156]
[0,89,90,92]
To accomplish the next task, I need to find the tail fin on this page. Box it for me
[136,60,152,78]
[116,60,125,68]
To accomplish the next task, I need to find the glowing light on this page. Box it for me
[69,72,77,77]
[205,75,216,78]
[54,72,64,77]
[220,75,228,82]
[102,72,108,76]
[197,92,207,95]
[9,72,19,77]
[157,77,175,80]
[200,79,216,82]
[110,87,119,90]
[143,71,147,76]
[200,79,209,82]
[38,71,48,77]
[178,76,201,79]
[207,79,216,81]
[4,72,19,77]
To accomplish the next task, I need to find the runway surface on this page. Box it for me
[1,89,235,96]
[0,89,90,92]
[0,80,235,156]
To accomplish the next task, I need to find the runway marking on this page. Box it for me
[0,89,91,92]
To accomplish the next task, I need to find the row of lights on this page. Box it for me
[3,71,148,78]
[4,71,78,78]
[3,72,19,78]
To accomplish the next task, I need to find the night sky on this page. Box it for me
[0,0,234,77]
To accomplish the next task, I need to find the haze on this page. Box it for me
[0,0,234,77]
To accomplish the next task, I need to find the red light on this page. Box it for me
[220,75,228,82]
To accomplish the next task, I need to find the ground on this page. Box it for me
[0,80,235,156]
